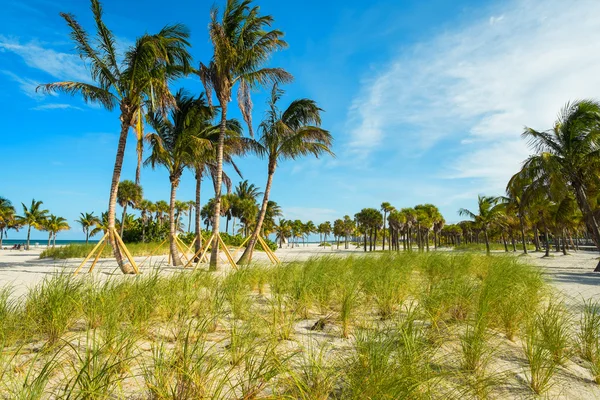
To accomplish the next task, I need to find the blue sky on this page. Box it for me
[2,0,600,240]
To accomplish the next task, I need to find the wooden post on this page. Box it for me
[88,240,108,273]
[258,235,280,264]
[138,237,168,269]
[217,233,238,270]
[232,235,252,258]
[174,236,190,264]
[194,233,215,271]
[73,232,108,275]
[113,228,139,274]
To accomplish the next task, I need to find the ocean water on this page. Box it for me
[1,239,99,246]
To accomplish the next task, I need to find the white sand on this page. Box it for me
[1,244,599,303]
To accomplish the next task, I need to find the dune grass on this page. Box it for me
[0,252,595,398]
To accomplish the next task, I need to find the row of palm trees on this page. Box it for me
[0,198,69,249]
[40,0,333,271]
[453,100,600,271]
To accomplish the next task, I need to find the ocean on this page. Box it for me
[1,239,99,246]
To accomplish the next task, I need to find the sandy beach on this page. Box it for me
[1,245,599,304]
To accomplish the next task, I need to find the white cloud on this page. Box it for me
[0,70,47,99]
[0,35,90,82]
[31,103,83,111]
[346,0,600,193]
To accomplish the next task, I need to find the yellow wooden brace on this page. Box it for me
[73,232,108,275]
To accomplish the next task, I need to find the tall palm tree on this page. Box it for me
[274,218,291,248]
[146,90,214,266]
[186,200,195,233]
[0,197,16,248]
[380,202,394,251]
[238,86,334,263]
[188,119,246,258]
[117,180,142,238]
[199,0,292,269]
[44,215,70,247]
[155,200,169,226]
[76,212,100,244]
[17,199,49,250]
[520,100,600,269]
[138,200,154,242]
[38,0,192,273]
[458,195,503,254]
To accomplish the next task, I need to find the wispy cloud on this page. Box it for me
[0,70,47,99]
[0,35,90,82]
[347,0,600,193]
[31,103,83,111]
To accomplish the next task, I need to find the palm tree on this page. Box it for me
[520,100,600,269]
[155,200,169,226]
[117,180,142,238]
[235,180,263,202]
[238,86,334,263]
[17,199,49,250]
[0,197,16,248]
[458,195,503,254]
[343,215,355,249]
[186,200,195,233]
[44,215,70,247]
[90,212,111,237]
[76,212,100,244]
[138,199,154,243]
[380,202,394,251]
[146,90,214,266]
[38,0,192,273]
[199,0,292,269]
[274,219,291,248]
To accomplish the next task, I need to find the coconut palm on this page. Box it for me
[117,180,142,238]
[273,218,291,248]
[138,200,154,242]
[38,0,192,273]
[238,85,334,263]
[198,0,293,269]
[44,215,70,247]
[76,212,100,244]
[17,199,49,250]
[458,195,503,254]
[520,100,600,269]
[380,202,394,251]
[146,90,214,266]
[0,197,16,248]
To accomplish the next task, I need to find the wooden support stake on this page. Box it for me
[194,233,215,271]
[258,236,280,264]
[113,228,139,274]
[74,232,108,276]
[232,235,252,259]
[138,237,168,268]
[218,233,238,270]
[88,240,107,273]
[184,242,208,268]
[174,236,190,264]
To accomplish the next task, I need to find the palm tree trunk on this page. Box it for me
[194,172,202,261]
[120,204,127,238]
[483,229,490,255]
[238,161,276,264]
[502,231,508,252]
[363,231,367,252]
[374,229,378,251]
[85,229,90,245]
[209,101,228,270]
[425,231,430,252]
[433,230,438,250]
[0,230,3,248]
[169,177,182,266]
[533,225,540,252]
[108,112,134,274]
[519,215,528,254]
[544,223,550,257]
[225,217,229,235]
[26,225,31,250]
[53,233,56,248]
[188,209,192,234]
[382,211,387,251]
[47,232,51,248]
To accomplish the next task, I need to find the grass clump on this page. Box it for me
[0,251,580,398]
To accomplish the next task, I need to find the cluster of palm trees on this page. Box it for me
[0,198,69,249]
[40,0,333,271]
[450,100,600,271]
